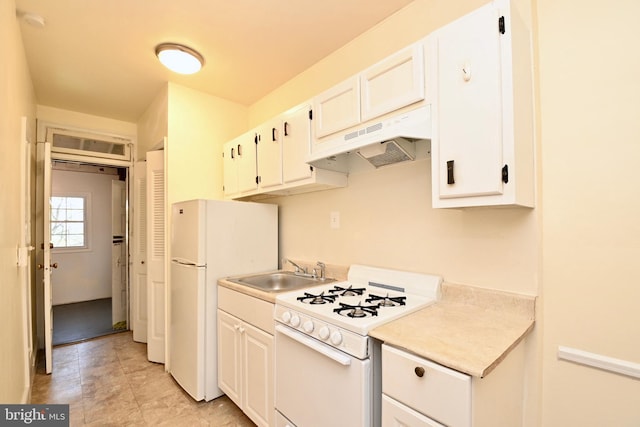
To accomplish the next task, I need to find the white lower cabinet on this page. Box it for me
[381,343,525,427]
[218,287,274,427]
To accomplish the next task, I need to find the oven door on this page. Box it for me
[275,324,371,427]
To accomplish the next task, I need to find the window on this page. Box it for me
[50,196,87,249]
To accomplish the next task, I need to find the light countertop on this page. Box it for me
[369,283,536,378]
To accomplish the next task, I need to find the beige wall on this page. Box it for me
[137,85,168,157]
[166,83,248,206]
[537,0,640,425]
[0,0,36,403]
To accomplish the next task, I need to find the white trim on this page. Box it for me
[558,346,640,380]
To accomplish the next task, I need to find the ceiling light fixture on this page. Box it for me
[155,43,204,75]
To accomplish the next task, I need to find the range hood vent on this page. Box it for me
[356,138,415,168]
[308,105,431,169]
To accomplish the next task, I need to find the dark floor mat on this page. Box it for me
[53,298,122,346]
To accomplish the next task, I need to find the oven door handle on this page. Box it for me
[276,324,352,366]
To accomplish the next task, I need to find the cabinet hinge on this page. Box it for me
[502,164,509,183]
[499,16,505,34]
[254,134,259,145]
[308,110,313,120]
[256,176,261,185]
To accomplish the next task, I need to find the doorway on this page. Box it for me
[49,161,129,345]
[35,124,134,373]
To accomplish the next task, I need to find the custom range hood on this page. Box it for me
[308,105,432,169]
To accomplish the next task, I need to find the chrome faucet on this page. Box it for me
[316,261,326,280]
[283,258,307,274]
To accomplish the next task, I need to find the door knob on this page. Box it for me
[51,263,58,269]
[37,264,44,270]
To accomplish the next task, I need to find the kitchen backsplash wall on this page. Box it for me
[270,156,538,295]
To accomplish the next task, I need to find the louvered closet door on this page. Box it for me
[146,149,166,363]
[132,160,148,343]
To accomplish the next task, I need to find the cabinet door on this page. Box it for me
[243,323,274,427]
[432,2,504,200]
[237,132,258,193]
[217,310,243,407]
[361,43,425,122]
[382,395,445,427]
[313,76,360,138]
[282,105,313,184]
[222,139,238,197]
[257,118,283,189]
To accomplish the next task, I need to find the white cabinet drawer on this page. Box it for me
[382,394,445,427]
[382,344,471,427]
[218,286,275,335]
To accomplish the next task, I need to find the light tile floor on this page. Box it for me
[30,331,255,426]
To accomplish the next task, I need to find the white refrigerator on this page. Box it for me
[169,199,278,401]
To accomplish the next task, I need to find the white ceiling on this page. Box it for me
[15,0,415,122]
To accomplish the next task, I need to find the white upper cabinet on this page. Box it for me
[282,104,313,184]
[236,132,258,194]
[429,0,534,208]
[360,43,425,122]
[256,117,283,189]
[313,76,361,139]
[223,131,259,197]
[222,103,347,200]
[222,138,239,197]
[310,41,427,162]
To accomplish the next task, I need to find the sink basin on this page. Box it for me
[228,271,334,293]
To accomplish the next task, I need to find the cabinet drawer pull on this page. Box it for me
[446,160,455,185]
[414,366,426,378]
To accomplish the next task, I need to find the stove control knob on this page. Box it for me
[302,320,314,333]
[281,311,292,323]
[290,315,301,328]
[318,326,330,340]
[330,331,343,346]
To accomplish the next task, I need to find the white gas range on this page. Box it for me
[274,264,442,427]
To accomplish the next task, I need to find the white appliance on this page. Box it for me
[170,199,278,401]
[274,264,442,427]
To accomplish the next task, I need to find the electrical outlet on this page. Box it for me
[330,211,340,229]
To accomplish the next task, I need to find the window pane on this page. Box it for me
[67,209,84,221]
[67,223,84,234]
[67,235,84,247]
[51,197,66,209]
[67,198,83,209]
[51,235,66,247]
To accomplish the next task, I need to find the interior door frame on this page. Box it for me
[35,145,133,372]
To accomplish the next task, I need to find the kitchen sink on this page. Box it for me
[227,270,334,293]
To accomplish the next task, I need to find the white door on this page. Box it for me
[169,261,206,400]
[282,104,313,184]
[146,149,166,363]
[42,142,54,374]
[131,160,148,342]
[256,118,283,189]
[432,2,504,199]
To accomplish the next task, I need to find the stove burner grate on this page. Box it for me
[365,293,407,307]
[297,291,337,305]
[333,302,379,318]
[328,285,366,297]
